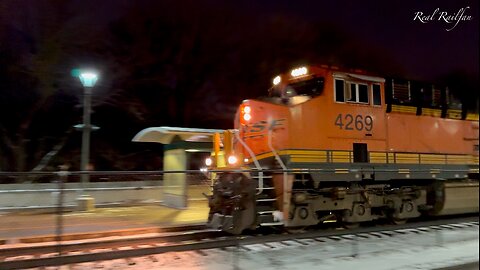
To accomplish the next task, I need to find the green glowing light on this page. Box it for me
[79,72,98,87]
[70,69,80,77]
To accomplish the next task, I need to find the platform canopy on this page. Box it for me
[132,126,224,144]
[132,126,225,209]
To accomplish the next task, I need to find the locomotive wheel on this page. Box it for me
[342,222,360,229]
[390,218,407,225]
[336,211,360,229]
[285,227,308,234]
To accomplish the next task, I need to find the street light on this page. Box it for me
[78,71,98,187]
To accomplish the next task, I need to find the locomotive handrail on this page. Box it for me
[233,130,265,195]
[267,125,288,224]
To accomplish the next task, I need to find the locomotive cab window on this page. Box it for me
[335,76,380,106]
[346,82,369,104]
[335,79,345,102]
[347,83,357,102]
[359,84,368,103]
[372,84,381,105]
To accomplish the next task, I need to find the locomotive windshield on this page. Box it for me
[269,77,325,105]
[286,77,324,98]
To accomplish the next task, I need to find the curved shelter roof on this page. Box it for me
[132,126,224,144]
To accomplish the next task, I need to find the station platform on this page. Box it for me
[0,200,209,244]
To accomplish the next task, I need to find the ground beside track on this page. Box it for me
[0,200,209,243]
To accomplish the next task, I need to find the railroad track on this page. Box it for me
[0,228,225,270]
[0,216,478,270]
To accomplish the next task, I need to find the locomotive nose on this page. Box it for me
[206,173,257,234]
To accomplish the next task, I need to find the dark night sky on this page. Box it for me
[3,0,478,79]
[0,0,478,172]
[102,0,477,79]
[259,0,479,80]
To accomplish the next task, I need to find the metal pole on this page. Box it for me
[80,86,92,190]
[56,167,68,256]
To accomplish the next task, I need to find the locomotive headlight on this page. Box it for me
[205,157,213,167]
[227,155,238,165]
[291,66,308,77]
[273,75,281,85]
[241,105,252,122]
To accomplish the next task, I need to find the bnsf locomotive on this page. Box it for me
[205,65,479,234]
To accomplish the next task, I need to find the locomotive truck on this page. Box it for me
[205,65,479,234]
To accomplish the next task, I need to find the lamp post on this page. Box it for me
[78,72,98,193]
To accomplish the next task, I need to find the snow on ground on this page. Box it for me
[39,224,479,270]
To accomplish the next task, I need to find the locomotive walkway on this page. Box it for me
[0,200,209,244]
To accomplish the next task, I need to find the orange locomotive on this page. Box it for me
[206,65,479,234]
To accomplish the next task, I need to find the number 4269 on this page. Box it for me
[335,114,373,131]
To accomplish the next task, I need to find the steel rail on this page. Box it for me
[0,237,238,270]
[0,229,223,257]
[0,215,477,270]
